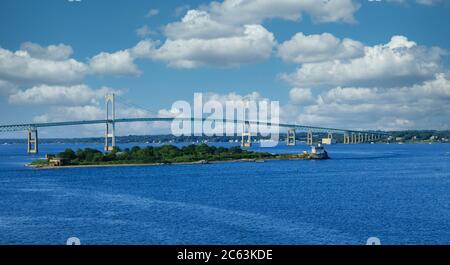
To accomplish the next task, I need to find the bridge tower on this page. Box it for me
[241,101,252,147]
[286,129,296,146]
[104,93,116,152]
[241,121,251,147]
[27,128,38,154]
[306,130,313,146]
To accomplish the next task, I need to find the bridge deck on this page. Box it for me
[0,117,387,135]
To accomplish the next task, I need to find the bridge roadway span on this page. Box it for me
[0,117,385,135]
[0,117,388,153]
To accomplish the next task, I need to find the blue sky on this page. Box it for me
[1,0,450,137]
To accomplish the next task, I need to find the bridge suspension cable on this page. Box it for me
[115,95,155,118]
[0,93,390,153]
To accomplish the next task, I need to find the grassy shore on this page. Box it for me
[30,144,312,169]
[29,155,312,169]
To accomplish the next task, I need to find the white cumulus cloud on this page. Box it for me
[165,9,243,40]
[89,50,141,76]
[289,88,315,105]
[136,25,155,38]
[285,73,450,130]
[156,0,360,69]
[19,42,73,61]
[278,32,364,63]
[0,45,88,85]
[32,101,169,136]
[8,84,123,105]
[388,0,450,5]
[205,0,359,25]
[146,8,159,17]
[34,105,104,123]
[134,25,275,68]
[0,79,17,96]
[281,35,447,87]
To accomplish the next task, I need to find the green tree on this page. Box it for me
[58,148,76,161]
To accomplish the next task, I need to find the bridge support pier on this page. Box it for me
[306,130,313,146]
[286,129,296,146]
[104,94,116,152]
[241,121,251,147]
[328,132,333,140]
[344,132,350,144]
[27,128,38,154]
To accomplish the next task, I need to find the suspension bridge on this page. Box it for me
[0,94,389,153]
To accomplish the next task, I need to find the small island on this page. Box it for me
[30,144,328,168]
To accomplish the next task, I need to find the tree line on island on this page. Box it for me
[32,144,289,167]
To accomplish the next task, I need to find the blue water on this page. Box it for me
[0,142,450,245]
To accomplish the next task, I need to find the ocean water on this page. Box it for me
[0,142,449,245]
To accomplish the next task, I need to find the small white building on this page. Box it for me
[321,138,336,145]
